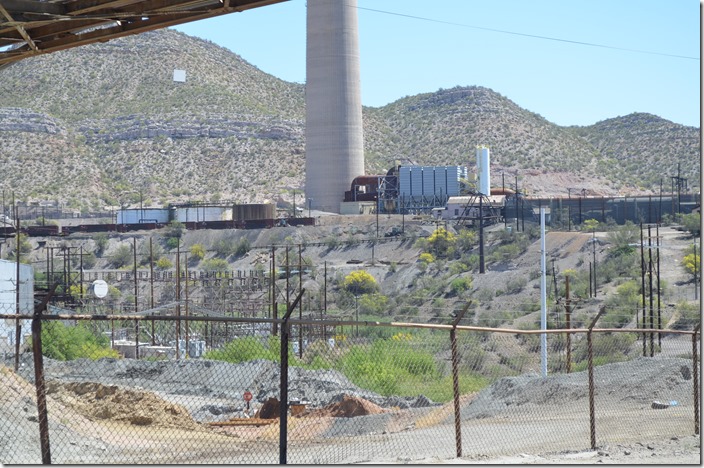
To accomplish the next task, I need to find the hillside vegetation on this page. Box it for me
[0,28,699,212]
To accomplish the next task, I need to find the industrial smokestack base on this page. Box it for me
[305,0,365,213]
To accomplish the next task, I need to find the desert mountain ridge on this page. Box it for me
[0,28,698,212]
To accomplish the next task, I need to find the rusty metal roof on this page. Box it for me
[0,0,285,68]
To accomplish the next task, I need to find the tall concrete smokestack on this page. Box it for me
[305,0,365,213]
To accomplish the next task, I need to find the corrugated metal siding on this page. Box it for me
[233,204,276,221]
[399,166,465,197]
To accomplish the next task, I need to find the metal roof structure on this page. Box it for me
[0,0,285,68]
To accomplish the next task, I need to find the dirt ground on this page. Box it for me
[1,354,700,464]
[399,434,702,464]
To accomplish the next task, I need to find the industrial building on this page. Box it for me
[0,259,33,353]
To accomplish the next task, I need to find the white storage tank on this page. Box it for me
[172,206,233,223]
[476,146,491,196]
[117,208,170,224]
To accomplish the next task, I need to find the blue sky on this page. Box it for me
[173,0,700,127]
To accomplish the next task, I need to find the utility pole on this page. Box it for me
[502,172,506,229]
[515,176,519,233]
[292,190,296,218]
[149,237,155,345]
[133,237,139,359]
[479,196,485,274]
[185,250,189,358]
[375,194,380,238]
[299,244,303,358]
[671,162,687,215]
[656,224,662,349]
[271,246,277,336]
[176,240,181,359]
[640,224,646,357]
[565,275,572,373]
[694,242,699,300]
[659,179,663,223]
[592,230,597,297]
[79,246,84,301]
[648,225,654,356]
[14,202,21,371]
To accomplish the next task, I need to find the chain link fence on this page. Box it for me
[0,309,700,464]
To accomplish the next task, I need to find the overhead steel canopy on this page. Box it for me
[0,0,286,68]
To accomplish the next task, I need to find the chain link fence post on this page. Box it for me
[32,283,59,464]
[279,289,304,465]
[587,306,605,450]
[693,323,700,436]
[450,303,469,458]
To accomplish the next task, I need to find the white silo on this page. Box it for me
[476,146,491,196]
[305,0,365,213]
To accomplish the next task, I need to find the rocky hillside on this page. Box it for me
[0,28,699,212]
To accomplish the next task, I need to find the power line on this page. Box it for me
[356,6,699,62]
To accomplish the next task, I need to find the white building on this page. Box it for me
[0,259,34,352]
[434,195,506,221]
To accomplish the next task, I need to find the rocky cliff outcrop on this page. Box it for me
[0,108,65,134]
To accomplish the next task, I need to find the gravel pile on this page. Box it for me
[458,356,695,421]
[9,355,437,423]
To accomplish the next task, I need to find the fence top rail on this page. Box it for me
[1,313,700,336]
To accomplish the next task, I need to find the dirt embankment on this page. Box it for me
[45,380,203,430]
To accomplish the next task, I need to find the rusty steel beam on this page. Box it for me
[0,0,286,67]
[0,2,39,51]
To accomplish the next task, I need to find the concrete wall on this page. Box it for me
[305,0,365,213]
[340,201,375,215]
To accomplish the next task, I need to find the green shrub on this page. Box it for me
[204,336,283,363]
[455,229,477,252]
[234,237,251,257]
[190,243,206,261]
[573,332,637,364]
[506,277,527,294]
[671,301,700,330]
[213,238,233,257]
[81,252,97,269]
[110,244,133,268]
[419,252,435,264]
[606,221,639,256]
[163,221,185,250]
[201,258,229,272]
[156,257,173,270]
[358,293,389,315]
[475,288,494,303]
[166,237,180,250]
[338,339,438,396]
[94,233,109,257]
[342,270,379,295]
[426,228,456,258]
[450,276,472,296]
[40,321,119,361]
[678,212,701,236]
[603,280,640,327]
